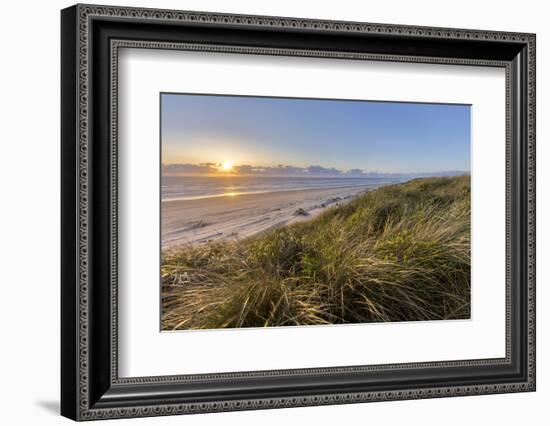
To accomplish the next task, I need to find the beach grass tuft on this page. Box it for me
[161,175,471,330]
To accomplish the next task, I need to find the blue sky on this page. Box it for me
[161,93,470,174]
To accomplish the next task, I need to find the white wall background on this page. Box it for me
[0,0,546,424]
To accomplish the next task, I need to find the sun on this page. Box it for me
[220,161,233,172]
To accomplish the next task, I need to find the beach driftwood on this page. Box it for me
[293,208,310,216]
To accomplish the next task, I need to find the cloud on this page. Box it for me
[162,162,468,178]
[164,163,347,176]
[346,168,365,176]
[266,165,307,175]
[163,163,219,174]
[306,165,342,175]
[234,164,254,174]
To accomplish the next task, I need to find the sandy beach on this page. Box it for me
[162,185,376,248]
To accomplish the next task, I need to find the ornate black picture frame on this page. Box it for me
[61,4,536,421]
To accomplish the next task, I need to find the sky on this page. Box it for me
[161,93,470,175]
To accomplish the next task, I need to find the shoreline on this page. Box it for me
[162,182,380,203]
[162,185,380,248]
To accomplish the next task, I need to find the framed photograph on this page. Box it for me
[61,4,536,421]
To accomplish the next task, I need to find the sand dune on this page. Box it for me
[162,186,377,248]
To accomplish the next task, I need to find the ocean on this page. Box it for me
[161,175,403,202]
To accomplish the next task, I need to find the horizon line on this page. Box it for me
[162,162,469,176]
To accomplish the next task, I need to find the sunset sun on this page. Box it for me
[220,161,233,172]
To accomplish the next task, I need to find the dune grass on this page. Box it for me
[161,175,471,330]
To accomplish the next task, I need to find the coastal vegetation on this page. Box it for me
[161,175,471,330]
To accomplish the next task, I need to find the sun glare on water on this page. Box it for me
[220,161,233,172]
